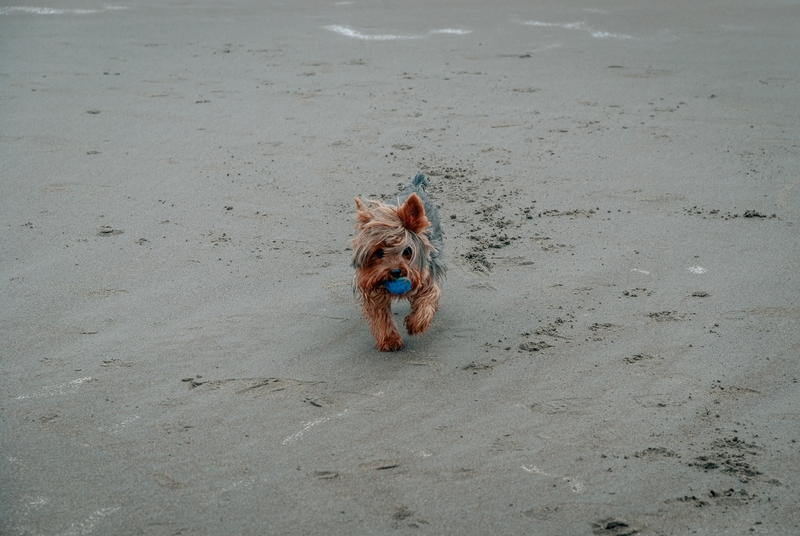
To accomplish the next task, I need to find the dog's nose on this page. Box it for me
[389,269,402,279]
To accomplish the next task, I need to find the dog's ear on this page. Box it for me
[397,193,430,234]
[354,197,372,228]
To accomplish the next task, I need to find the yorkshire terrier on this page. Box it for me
[352,173,445,351]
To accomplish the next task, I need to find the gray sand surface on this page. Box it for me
[2,1,799,534]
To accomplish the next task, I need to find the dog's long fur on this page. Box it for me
[352,174,445,351]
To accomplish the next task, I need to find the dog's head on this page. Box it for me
[352,193,433,296]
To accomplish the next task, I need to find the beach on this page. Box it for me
[2,1,799,534]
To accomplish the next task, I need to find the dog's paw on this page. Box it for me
[377,335,404,352]
[404,312,432,336]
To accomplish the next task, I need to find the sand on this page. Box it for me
[2,1,799,534]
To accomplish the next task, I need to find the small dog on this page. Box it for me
[352,173,445,351]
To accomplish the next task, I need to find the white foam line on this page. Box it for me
[60,506,120,536]
[522,20,632,39]
[631,268,650,275]
[15,377,92,400]
[688,266,707,274]
[283,417,329,444]
[103,415,140,435]
[590,31,633,39]
[9,496,49,532]
[282,409,348,445]
[324,25,421,41]
[26,495,50,509]
[522,464,552,476]
[0,6,128,15]
[430,28,472,35]
[525,21,584,30]
[17,495,50,518]
[1,7,97,14]
[324,25,470,41]
[522,465,584,492]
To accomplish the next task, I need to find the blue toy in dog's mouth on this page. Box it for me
[385,277,411,295]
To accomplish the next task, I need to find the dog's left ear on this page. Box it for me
[397,193,430,234]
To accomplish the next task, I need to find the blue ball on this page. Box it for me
[385,278,411,295]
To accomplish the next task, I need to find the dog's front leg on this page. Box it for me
[404,281,440,336]
[363,296,403,351]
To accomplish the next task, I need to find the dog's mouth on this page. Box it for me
[384,277,411,295]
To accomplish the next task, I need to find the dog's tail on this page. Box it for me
[412,173,429,190]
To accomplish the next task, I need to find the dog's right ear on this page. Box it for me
[354,197,372,228]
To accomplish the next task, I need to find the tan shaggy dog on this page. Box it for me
[351,174,445,351]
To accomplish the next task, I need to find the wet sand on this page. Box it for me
[2,1,799,534]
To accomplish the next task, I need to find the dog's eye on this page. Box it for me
[402,247,413,259]
[374,249,384,259]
